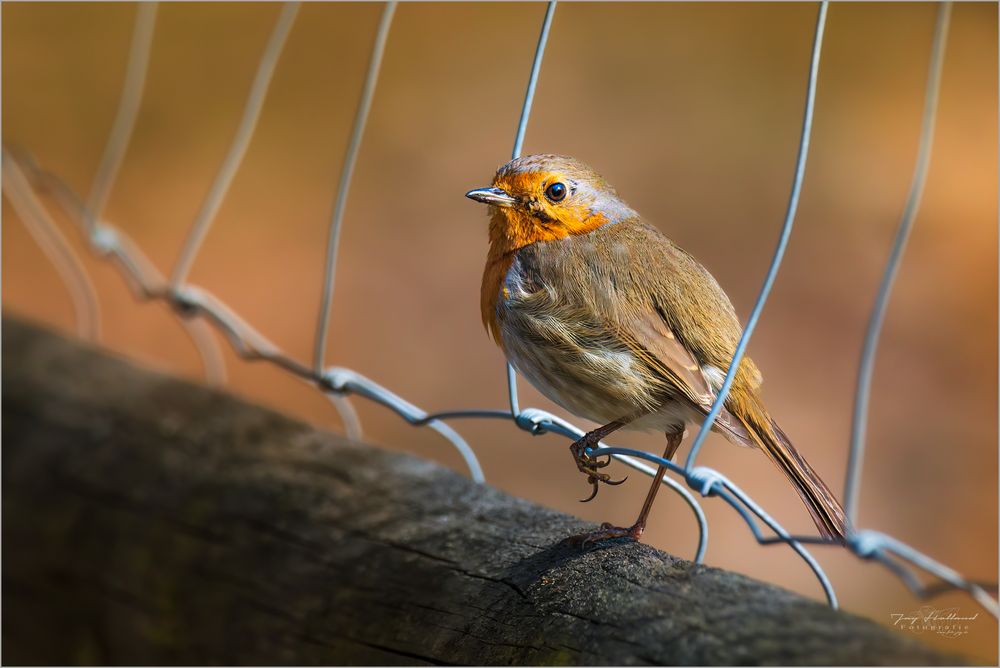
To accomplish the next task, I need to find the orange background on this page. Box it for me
[4,2,997,662]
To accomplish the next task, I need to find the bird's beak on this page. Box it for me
[465,187,517,208]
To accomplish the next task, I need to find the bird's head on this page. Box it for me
[466,154,637,253]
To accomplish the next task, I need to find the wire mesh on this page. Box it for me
[843,2,953,526]
[4,0,995,619]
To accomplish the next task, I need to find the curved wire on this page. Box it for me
[323,367,485,482]
[418,409,515,423]
[83,2,228,384]
[4,2,460,473]
[85,2,157,238]
[593,444,836,606]
[850,530,998,617]
[419,392,996,616]
[844,2,952,525]
[10,0,994,619]
[178,317,228,385]
[685,0,829,470]
[10,151,481,476]
[170,2,300,288]
[2,150,101,340]
[511,0,556,160]
[416,405,711,563]
[504,0,557,416]
[516,408,710,564]
[717,480,837,608]
[328,394,364,442]
[313,1,397,373]
[506,363,521,416]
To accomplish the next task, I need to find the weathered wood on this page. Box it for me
[2,317,961,665]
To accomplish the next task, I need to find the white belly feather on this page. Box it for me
[497,255,699,433]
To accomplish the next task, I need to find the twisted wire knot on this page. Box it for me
[686,466,724,497]
[90,223,119,256]
[847,529,885,559]
[168,286,200,317]
[319,367,351,394]
[514,408,550,435]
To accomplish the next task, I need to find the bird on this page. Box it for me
[466,154,848,544]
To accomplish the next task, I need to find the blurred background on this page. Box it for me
[3,2,996,661]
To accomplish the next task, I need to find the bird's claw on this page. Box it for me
[571,440,627,503]
[588,452,613,469]
[579,472,629,502]
[580,479,600,503]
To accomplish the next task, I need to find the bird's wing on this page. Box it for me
[608,309,754,446]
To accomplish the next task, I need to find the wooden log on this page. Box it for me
[2,317,961,665]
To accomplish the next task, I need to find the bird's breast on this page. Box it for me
[494,247,670,426]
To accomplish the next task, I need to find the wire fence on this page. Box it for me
[4,0,997,618]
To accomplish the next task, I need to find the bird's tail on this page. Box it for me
[740,403,848,541]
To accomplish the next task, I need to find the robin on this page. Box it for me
[467,154,847,543]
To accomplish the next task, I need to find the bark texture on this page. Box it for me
[2,317,961,665]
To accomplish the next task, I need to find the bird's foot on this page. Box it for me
[570,438,627,502]
[569,522,644,547]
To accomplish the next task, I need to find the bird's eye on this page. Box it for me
[545,182,567,202]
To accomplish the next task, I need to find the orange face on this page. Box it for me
[467,154,637,254]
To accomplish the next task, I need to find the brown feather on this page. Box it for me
[736,396,849,540]
[473,154,846,539]
[610,310,753,446]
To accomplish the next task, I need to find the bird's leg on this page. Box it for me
[571,428,685,545]
[569,415,637,503]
